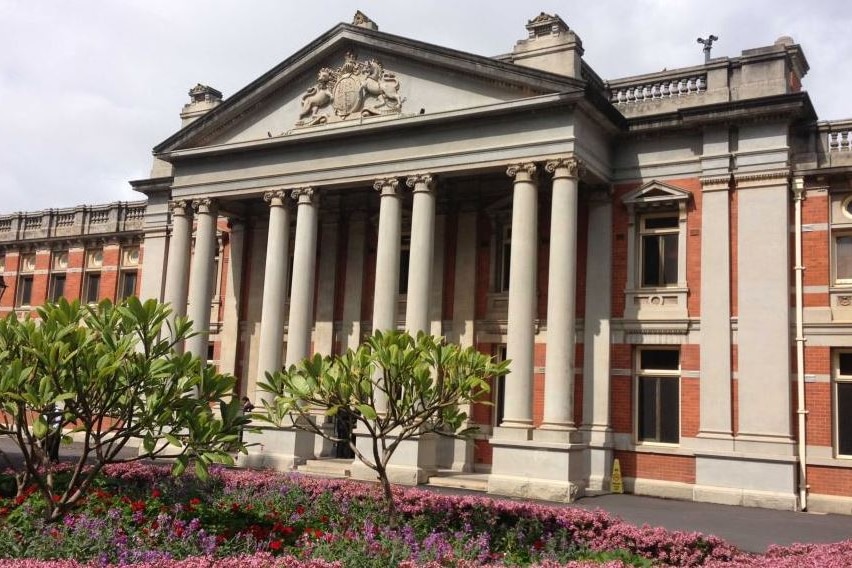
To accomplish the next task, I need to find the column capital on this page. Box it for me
[545,157,585,179]
[405,173,436,192]
[263,189,288,207]
[291,187,318,205]
[506,162,538,182]
[373,177,400,196]
[169,200,192,217]
[192,198,217,215]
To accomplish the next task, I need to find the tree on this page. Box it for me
[257,330,509,517]
[0,298,247,521]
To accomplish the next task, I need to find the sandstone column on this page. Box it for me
[371,177,402,414]
[255,190,291,402]
[405,174,436,335]
[540,158,583,434]
[372,178,402,333]
[185,198,218,361]
[285,188,319,367]
[163,200,192,349]
[581,187,614,491]
[501,162,538,431]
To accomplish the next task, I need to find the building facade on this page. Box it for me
[4,12,852,513]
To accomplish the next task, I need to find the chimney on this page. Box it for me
[511,13,583,78]
[180,84,223,126]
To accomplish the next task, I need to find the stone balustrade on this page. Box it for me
[609,74,707,105]
[0,200,147,242]
[828,122,852,152]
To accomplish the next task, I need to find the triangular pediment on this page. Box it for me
[154,22,585,154]
[622,180,691,207]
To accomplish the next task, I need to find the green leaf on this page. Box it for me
[357,404,377,420]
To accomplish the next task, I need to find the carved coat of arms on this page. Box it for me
[297,52,404,127]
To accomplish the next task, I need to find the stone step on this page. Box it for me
[428,471,489,492]
[297,458,353,478]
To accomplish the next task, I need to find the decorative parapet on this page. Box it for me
[0,200,147,244]
[826,120,852,152]
[609,73,707,105]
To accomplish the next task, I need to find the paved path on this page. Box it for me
[2,439,852,553]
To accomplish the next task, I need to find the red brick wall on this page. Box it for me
[681,344,700,438]
[808,466,852,497]
[804,346,832,448]
[615,450,696,484]
[684,180,702,316]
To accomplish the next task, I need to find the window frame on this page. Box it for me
[48,273,66,303]
[834,350,852,458]
[639,213,680,288]
[634,347,681,446]
[16,274,34,307]
[834,232,852,286]
[15,253,36,308]
[83,248,103,304]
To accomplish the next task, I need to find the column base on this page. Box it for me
[435,433,474,472]
[580,426,614,493]
[487,434,587,503]
[237,427,316,471]
[349,430,438,485]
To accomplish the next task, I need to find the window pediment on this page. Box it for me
[622,180,691,212]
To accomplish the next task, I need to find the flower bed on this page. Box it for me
[0,463,848,567]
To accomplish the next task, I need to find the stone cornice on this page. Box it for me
[733,170,790,189]
[699,175,732,192]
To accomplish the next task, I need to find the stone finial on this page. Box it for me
[526,12,569,39]
[352,10,378,31]
[180,84,223,126]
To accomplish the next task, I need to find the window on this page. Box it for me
[83,249,103,304]
[636,348,680,444]
[17,275,33,307]
[48,251,69,303]
[16,253,36,307]
[49,274,66,302]
[640,215,679,287]
[84,273,101,304]
[118,271,137,300]
[835,352,852,457]
[621,180,691,319]
[119,246,140,300]
[835,234,852,285]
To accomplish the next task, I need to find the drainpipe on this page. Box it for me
[792,177,808,511]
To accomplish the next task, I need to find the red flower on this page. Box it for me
[296,505,305,515]
[151,488,161,499]
[533,539,544,550]
[270,540,282,551]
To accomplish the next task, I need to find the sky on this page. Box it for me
[1,0,850,214]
